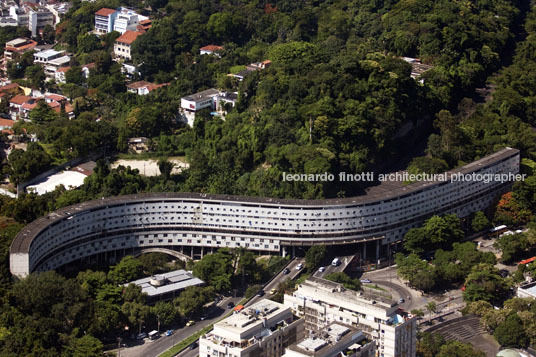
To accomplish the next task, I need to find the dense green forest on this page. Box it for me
[2,0,536,354]
[3,0,532,200]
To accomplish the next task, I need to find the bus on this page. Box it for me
[489,225,508,238]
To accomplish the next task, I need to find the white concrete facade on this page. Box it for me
[9,148,520,277]
[284,277,416,357]
[199,300,304,357]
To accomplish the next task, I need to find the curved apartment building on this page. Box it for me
[10,148,520,277]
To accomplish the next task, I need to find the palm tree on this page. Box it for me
[426,301,437,324]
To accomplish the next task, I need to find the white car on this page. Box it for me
[296,263,303,270]
[318,266,326,272]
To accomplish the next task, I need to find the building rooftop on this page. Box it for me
[215,300,286,334]
[300,276,396,309]
[518,282,536,298]
[47,55,71,66]
[288,323,369,357]
[0,118,14,127]
[9,95,32,105]
[200,45,223,52]
[5,38,36,50]
[116,30,143,44]
[95,8,116,16]
[182,88,219,102]
[126,81,152,89]
[125,269,204,297]
[34,49,63,58]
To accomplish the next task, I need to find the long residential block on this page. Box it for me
[10,148,520,277]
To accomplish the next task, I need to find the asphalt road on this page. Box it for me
[119,295,242,357]
[245,258,304,307]
[313,255,354,279]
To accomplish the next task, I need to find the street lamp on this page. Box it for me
[117,337,122,357]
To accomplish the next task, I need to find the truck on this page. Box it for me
[148,330,160,340]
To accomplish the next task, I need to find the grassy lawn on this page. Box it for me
[159,325,213,357]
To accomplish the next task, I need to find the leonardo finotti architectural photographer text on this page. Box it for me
[282,171,526,183]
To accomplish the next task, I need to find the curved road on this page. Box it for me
[371,280,415,310]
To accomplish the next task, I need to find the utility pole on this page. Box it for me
[117,337,122,357]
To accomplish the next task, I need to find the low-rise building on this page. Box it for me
[126,81,169,95]
[0,117,14,130]
[9,94,32,119]
[44,55,70,78]
[283,323,375,357]
[125,269,204,304]
[284,277,417,357]
[199,300,304,357]
[517,282,536,299]
[199,45,223,56]
[128,137,149,153]
[114,30,143,60]
[34,49,65,64]
[4,37,37,61]
[94,7,117,34]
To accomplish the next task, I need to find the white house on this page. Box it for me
[34,49,64,64]
[114,30,143,60]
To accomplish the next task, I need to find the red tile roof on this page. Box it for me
[126,81,152,89]
[95,8,116,16]
[147,83,170,92]
[116,31,143,45]
[5,39,37,53]
[46,94,66,102]
[0,83,19,92]
[9,95,32,105]
[52,102,73,114]
[0,118,14,127]
[56,67,70,73]
[200,45,223,52]
[22,102,39,110]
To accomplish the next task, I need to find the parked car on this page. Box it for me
[136,332,147,340]
[257,290,265,297]
[283,268,290,275]
[227,301,235,309]
[331,258,341,266]
[296,263,304,270]
[186,320,195,327]
[165,329,174,336]
[190,341,198,350]
[270,288,277,295]
[318,266,326,272]
[398,298,405,304]
[360,278,371,283]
